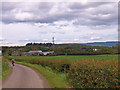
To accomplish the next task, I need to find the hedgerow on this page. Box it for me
[2,56,11,79]
[8,57,71,73]
[8,56,119,88]
[67,59,119,88]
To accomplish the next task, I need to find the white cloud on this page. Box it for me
[42,39,50,42]
[96,14,111,19]
[19,38,31,42]
[90,37,101,40]
[0,41,21,46]
[86,7,95,11]
[53,20,68,25]
[87,41,94,43]
[90,32,94,35]
[34,23,49,27]
[24,38,30,41]
[15,12,33,21]
[1,2,118,46]
[74,38,79,41]
[0,37,5,41]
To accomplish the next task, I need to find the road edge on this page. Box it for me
[2,62,13,87]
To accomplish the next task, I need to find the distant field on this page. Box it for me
[11,55,118,61]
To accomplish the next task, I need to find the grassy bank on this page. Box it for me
[2,57,11,80]
[0,57,2,80]
[17,61,69,88]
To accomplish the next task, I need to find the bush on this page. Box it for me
[2,56,11,79]
[47,53,56,56]
[12,58,71,73]
[10,57,119,88]
[67,59,119,88]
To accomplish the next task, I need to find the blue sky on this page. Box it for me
[0,1,118,46]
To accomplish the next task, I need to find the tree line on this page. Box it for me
[2,43,120,56]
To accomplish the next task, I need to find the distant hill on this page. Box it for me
[65,41,119,47]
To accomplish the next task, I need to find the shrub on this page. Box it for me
[67,59,119,88]
[2,56,11,79]
[10,57,119,88]
[12,58,71,73]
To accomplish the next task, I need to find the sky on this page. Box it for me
[0,1,118,46]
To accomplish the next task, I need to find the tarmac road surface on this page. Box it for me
[2,64,50,88]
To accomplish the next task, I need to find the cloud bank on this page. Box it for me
[1,2,118,46]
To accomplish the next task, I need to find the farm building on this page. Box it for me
[42,51,54,55]
[12,51,20,56]
[28,50,42,56]
[19,50,54,56]
[22,52,31,56]
[93,49,101,51]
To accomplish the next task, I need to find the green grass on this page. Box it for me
[17,61,69,88]
[11,55,118,61]
[0,58,2,80]
[2,57,11,80]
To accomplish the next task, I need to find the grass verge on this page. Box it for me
[17,61,69,88]
[2,57,11,80]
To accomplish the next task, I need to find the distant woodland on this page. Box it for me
[2,43,120,56]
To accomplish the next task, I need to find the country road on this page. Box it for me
[2,64,50,88]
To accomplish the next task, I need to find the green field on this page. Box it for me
[11,55,118,61]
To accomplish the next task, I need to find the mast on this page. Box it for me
[52,37,54,45]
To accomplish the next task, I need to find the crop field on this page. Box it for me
[11,55,118,61]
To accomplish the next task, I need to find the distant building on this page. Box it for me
[42,51,54,55]
[12,51,20,56]
[29,50,42,56]
[93,49,101,51]
[20,50,54,56]
[22,52,31,56]
[29,50,42,53]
